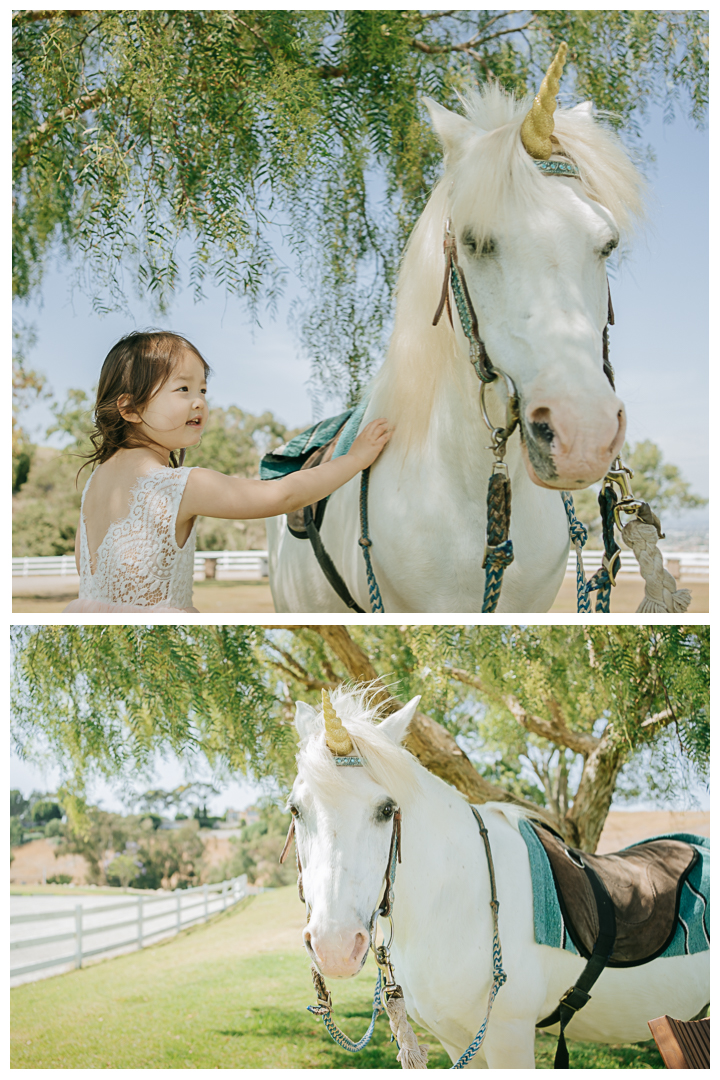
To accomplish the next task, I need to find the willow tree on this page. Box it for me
[11,624,708,850]
[13,9,708,405]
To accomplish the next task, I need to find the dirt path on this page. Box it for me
[12,576,708,614]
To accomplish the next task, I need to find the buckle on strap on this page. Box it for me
[558,984,591,1014]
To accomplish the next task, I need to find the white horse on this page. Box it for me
[268,48,645,612]
[289,688,709,1068]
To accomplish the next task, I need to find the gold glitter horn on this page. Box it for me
[322,689,353,756]
[520,42,567,161]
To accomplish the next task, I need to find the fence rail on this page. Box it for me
[13,549,708,582]
[569,550,709,580]
[12,552,269,580]
[10,875,247,980]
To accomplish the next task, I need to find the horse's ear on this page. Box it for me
[377,695,421,746]
[568,101,593,119]
[423,96,472,159]
[294,701,318,742]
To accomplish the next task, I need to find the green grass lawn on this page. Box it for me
[11,886,663,1069]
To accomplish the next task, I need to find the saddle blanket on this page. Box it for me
[518,819,709,962]
[259,400,367,481]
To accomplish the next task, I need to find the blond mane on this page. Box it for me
[370,82,646,451]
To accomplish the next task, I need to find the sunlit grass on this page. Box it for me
[11,886,663,1068]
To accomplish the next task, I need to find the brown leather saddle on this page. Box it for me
[530,821,699,1068]
[531,821,698,966]
[286,424,347,538]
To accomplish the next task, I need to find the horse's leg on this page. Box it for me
[481,1018,536,1069]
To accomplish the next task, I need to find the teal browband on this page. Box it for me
[534,159,580,177]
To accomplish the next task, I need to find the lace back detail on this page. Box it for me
[79,467,196,609]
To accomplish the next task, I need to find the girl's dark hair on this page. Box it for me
[81,330,210,475]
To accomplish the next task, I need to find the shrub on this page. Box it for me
[106,853,140,889]
[10,817,24,848]
[31,800,62,825]
[46,873,73,885]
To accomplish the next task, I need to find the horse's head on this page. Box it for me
[288,687,421,980]
[424,46,644,490]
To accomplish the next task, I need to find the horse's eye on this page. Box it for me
[382,803,395,818]
[600,238,618,258]
[463,229,496,257]
[289,805,300,818]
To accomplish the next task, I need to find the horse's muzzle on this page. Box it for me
[522,398,626,489]
[303,925,370,979]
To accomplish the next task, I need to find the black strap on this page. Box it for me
[602,283,616,389]
[536,859,617,1068]
[303,505,366,614]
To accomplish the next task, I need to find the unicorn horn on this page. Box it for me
[520,42,568,160]
[322,689,353,756]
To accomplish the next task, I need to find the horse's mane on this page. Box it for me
[294,684,432,807]
[294,686,554,828]
[370,82,646,450]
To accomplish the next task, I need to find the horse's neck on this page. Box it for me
[394,771,488,924]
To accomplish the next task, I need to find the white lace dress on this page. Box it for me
[64,467,199,613]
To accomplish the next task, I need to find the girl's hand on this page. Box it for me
[179,417,392,525]
[347,419,392,469]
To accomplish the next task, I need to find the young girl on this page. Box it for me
[65,330,390,613]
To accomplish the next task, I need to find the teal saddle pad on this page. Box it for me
[259,401,367,481]
[518,820,709,960]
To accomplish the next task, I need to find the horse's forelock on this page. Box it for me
[295,686,423,806]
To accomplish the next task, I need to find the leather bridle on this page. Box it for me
[280,808,402,933]
[432,209,617,452]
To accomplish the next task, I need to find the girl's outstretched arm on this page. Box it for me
[179,418,391,524]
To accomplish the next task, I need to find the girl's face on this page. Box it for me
[125,350,209,454]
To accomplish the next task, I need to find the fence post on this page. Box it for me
[204,883,209,922]
[177,892,182,933]
[138,895,144,949]
[222,879,227,911]
[75,905,83,968]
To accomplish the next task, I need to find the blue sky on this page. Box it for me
[16,103,708,514]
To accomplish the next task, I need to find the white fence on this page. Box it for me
[193,550,268,580]
[12,552,269,580]
[10,875,247,983]
[12,555,79,577]
[13,549,708,581]
[568,550,709,582]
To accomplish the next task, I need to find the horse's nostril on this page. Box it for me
[350,931,369,963]
[304,931,317,960]
[528,406,555,445]
[531,420,555,445]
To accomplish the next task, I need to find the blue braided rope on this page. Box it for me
[561,492,614,614]
[359,466,385,613]
[452,812,507,1069]
[310,969,384,1052]
[481,539,514,613]
[309,827,400,1057]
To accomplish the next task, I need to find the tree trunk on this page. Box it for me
[563,732,627,852]
[308,626,558,826]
